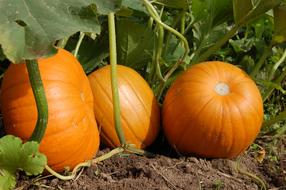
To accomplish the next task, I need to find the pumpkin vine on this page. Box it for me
[108,12,126,145]
[26,59,49,143]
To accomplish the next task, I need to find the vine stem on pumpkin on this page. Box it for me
[26,59,49,143]
[108,12,126,145]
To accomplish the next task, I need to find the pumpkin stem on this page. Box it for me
[214,82,230,96]
[108,12,126,145]
[26,59,49,143]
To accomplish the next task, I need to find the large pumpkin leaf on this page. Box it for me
[121,0,147,14]
[0,47,5,61]
[116,18,155,72]
[65,33,110,74]
[233,0,253,25]
[192,0,233,49]
[92,0,122,15]
[274,3,286,43]
[192,0,233,29]
[248,0,281,20]
[0,0,104,63]
[154,0,189,9]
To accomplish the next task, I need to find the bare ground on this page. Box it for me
[15,136,286,190]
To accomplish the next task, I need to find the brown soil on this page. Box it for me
[16,138,286,190]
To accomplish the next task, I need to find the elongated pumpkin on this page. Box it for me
[162,61,264,158]
[88,65,160,149]
[0,48,99,171]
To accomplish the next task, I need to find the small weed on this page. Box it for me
[213,179,224,190]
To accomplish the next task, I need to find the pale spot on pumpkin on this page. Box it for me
[214,82,230,96]
[80,92,85,102]
[72,122,77,128]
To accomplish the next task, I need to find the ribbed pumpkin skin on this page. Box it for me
[162,61,264,158]
[0,49,99,171]
[88,65,160,149]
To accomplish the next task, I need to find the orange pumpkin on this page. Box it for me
[0,49,100,171]
[88,65,160,149]
[162,61,263,158]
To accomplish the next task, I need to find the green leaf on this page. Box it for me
[92,0,122,15]
[193,23,229,52]
[0,170,16,190]
[66,33,110,74]
[258,80,286,94]
[0,135,47,175]
[274,4,286,43]
[20,141,47,175]
[233,0,253,25]
[192,0,233,29]
[163,36,186,65]
[121,0,147,14]
[116,18,155,71]
[242,0,281,25]
[0,0,101,63]
[251,14,274,39]
[0,47,5,61]
[154,0,189,9]
[191,0,233,49]
[229,38,256,53]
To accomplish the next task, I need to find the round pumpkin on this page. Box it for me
[88,65,160,149]
[0,48,100,171]
[162,61,264,158]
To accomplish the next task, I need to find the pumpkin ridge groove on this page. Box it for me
[49,118,94,167]
[232,101,247,157]
[100,127,117,147]
[225,101,236,157]
[120,73,150,119]
[176,95,216,150]
[120,73,151,138]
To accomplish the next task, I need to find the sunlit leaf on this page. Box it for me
[0,135,47,175]
[0,0,102,63]
[0,135,47,190]
[0,170,15,190]
[92,0,122,15]
[121,0,147,14]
